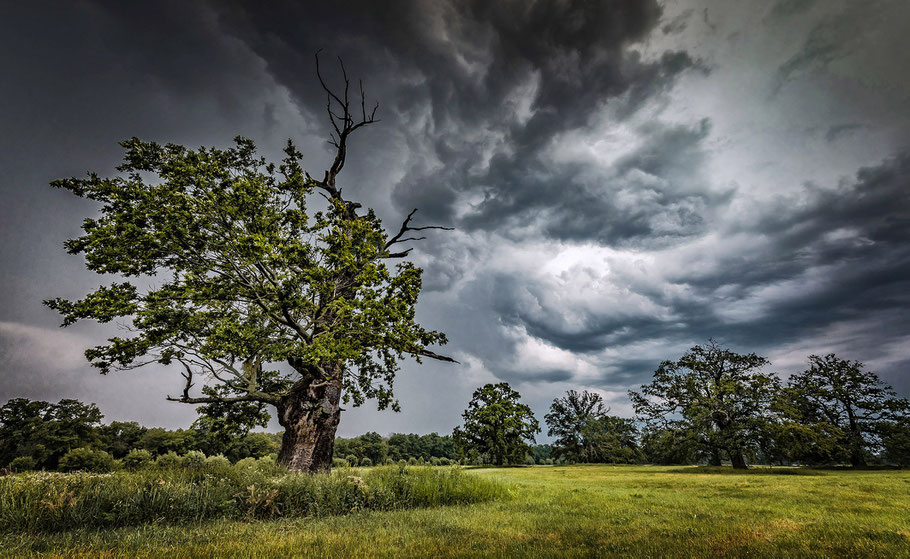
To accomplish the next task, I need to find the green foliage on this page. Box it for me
[155,451,184,469]
[9,456,38,472]
[453,383,540,465]
[332,458,349,468]
[58,448,114,473]
[784,354,909,466]
[44,136,447,415]
[121,449,152,470]
[345,454,359,466]
[183,450,207,467]
[630,341,778,468]
[0,398,104,469]
[881,418,910,467]
[96,421,147,459]
[360,457,373,467]
[205,454,231,468]
[546,390,641,463]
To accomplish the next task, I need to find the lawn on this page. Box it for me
[3,465,909,558]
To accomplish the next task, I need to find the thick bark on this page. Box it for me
[729,451,748,470]
[276,376,342,473]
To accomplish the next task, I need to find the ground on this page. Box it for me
[3,465,909,557]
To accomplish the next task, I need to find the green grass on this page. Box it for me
[2,465,909,557]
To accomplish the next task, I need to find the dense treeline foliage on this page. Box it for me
[3,345,908,471]
[0,398,459,471]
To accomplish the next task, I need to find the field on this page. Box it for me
[2,465,909,558]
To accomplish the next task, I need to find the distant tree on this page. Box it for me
[96,421,147,458]
[531,444,553,464]
[881,418,910,468]
[545,390,608,462]
[587,415,642,464]
[44,58,453,473]
[786,354,909,466]
[629,341,779,469]
[0,398,103,469]
[545,390,640,463]
[453,383,540,465]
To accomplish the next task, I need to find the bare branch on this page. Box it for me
[414,348,459,364]
[385,208,454,250]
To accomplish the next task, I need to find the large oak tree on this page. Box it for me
[45,59,454,472]
[629,341,778,469]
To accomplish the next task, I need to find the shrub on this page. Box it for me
[58,448,114,473]
[155,451,184,469]
[360,457,373,467]
[345,454,359,466]
[205,454,231,468]
[408,457,418,466]
[10,456,37,472]
[332,458,349,468]
[183,450,206,467]
[122,449,152,470]
[438,457,452,466]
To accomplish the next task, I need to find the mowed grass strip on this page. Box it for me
[2,465,909,558]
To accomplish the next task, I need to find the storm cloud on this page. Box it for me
[1,0,908,434]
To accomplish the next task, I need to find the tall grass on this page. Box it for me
[0,462,507,533]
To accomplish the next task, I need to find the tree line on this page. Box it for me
[451,342,910,469]
[0,397,458,472]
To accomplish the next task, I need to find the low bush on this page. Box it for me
[360,457,373,467]
[0,464,507,533]
[332,458,349,468]
[58,448,114,473]
[9,456,38,472]
[122,449,152,471]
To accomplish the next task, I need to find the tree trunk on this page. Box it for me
[276,376,342,473]
[729,451,748,470]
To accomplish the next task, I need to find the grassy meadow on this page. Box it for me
[2,464,909,557]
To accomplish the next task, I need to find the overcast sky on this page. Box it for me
[1,0,908,437]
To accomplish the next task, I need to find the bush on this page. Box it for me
[155,451,184,469]
[0,464,509,533]
[438,457,451,466]
[204,454,231,468]
[58,448,114,473]
[408,457,418,466]
[183,450,206,467]
[360,457,373,467]
[122,449,152,470]
[345,454,359,466]
[332,458,349,468]
[9,456,37,472]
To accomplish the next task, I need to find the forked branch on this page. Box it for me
[314,51,379,197]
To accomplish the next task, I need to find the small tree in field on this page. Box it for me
[453,383,540,465]
[629,341,778,469]
[44,58,454,473]
[786,354,908,466]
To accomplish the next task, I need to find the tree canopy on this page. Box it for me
[453,383,540,465]
[630,341,778,469]
[784,354,909,466]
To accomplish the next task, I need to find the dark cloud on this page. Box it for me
[1,0,908,430]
